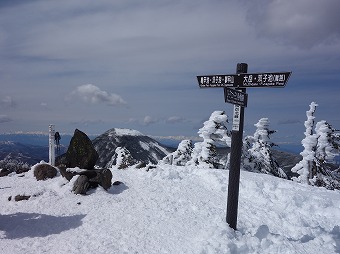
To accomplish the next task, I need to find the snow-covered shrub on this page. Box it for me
[197,110,231,146]
[0,157,31,175]
[111,147,137,169]
[187,140,219,168]
[161,140,193,166]
[292,102,340,190]
[242,118,287,178]
[187,111,231,169]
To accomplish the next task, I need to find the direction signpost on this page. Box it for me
[197,63,291,230]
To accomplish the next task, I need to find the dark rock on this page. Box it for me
[73,175,89,195]
[0,169,11,177]
[34,163,57,181]
[112,181,123,186]
[89,169,112,190]
[16,167,30,174]
[59,165,76,181]
[69,168,113,194]
[135,162,147,169]
[64,129,99,170]
[79,170,98,179]
[14,195,31,201]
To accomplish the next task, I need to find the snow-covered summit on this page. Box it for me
[105,128,143,137]
[0,165,339,253]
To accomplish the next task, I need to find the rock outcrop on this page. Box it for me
[61,129,99,170]
[33,163,57,180]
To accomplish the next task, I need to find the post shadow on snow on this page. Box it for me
[0,213,86,239]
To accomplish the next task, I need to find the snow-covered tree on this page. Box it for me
[315,120,339,163]
[160,140,193,166]
[197,110,231,146]
[292,102,318,184]
[292,102,340,190]
[110,147,137,169]
[242,118,287,178]
[187,111,230,168]
[240,135,255,172]
[0,157,31,174]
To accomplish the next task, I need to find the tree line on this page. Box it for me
[160,103,340,190]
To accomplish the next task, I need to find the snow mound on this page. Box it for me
[0,165,339,253]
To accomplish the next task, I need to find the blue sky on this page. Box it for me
[0,0,339,146]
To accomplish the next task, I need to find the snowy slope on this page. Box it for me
[0,165,339,254]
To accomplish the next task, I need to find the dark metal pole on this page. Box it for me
[226,63,248,230]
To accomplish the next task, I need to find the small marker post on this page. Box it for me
[49,124,55,166]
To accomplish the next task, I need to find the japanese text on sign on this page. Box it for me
[199,75,235,87]
[197,72,291,88]
[232,105,241,131]
[224,88,248,107]
[242,73,287,87]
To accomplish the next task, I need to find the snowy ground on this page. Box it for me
[0,165,339,254]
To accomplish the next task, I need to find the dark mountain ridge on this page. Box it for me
[92,128,173,167]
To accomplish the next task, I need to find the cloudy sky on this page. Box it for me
[0,0,339,146]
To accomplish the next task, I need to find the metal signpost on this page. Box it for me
[197,63,291,230]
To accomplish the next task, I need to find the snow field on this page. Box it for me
[0,165,339,253]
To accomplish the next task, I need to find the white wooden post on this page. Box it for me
[49,124,55,166]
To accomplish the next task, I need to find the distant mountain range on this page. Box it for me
[0,131,305,175]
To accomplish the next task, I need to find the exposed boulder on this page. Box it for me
[73,175,89,195]
[0,169,11,177]
[34,163,57,181]
[61,167,113,194]
[14,195,31,201]
[63,129,99,170]
[89,168,112,190]
[58,165,76,181]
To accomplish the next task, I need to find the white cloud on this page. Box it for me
[0,115,12,123]
[1,96,16,108]
[71,84,126,106]
[245,0,340,48]
[143,115,158,125]
[166,116,186,124]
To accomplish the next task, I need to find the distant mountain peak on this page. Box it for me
[92,128,172,168]
[105,128,143,137]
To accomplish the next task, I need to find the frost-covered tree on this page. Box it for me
[187,111,231,168]
[292,102,318,184]
[110,147,137,169]
[242,118,287,178]
[0,157,31,175]
[160,140,193,166]
[292,102,340,190]
[315,120,339,164]
[197,110,231,146]
[240,135,255,172]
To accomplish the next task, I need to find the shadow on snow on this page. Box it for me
[0,213,86,239]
